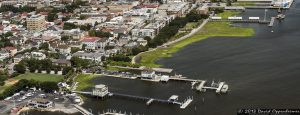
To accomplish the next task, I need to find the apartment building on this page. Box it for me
[26,15,46,32]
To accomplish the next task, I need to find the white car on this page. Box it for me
[26,93,33,97]
[21,96,27,100]
[13,93,20,96]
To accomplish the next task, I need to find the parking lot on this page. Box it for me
[0,87,78,115]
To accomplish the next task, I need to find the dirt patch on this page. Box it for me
[5,79,19,86]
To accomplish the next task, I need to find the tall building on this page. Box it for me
[26,15,46,32]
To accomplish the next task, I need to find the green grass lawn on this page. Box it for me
[13,73,64,82]
[216,11,240,19]
[75,74,100,91]
[139,11,255,68]
[232,2,255,6]
[0,84,11,94]
[0,73,64,94]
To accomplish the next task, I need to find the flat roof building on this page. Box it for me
[26,15,46,32]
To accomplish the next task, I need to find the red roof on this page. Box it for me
[138,4,159,8]
[21,12,28,16]
[39,12,49,16]
[3,46,16,50]
[80,37,101,42]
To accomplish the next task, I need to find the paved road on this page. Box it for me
[131,19,209,64]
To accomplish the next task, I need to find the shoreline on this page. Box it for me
[17,107,79,115]
[17,96,85,115]
[137,11,255,68]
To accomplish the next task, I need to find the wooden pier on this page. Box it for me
[73,90,193,109]
[268,17,276,27]
[74,104,93,115]
[111,92,182,105]
[169,77,201,82]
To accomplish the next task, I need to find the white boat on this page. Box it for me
[221,84,229,93]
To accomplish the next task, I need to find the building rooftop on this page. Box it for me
[95,84,106,89]
[80,37,101,42]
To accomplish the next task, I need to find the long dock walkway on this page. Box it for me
[169,77,202,82]
[209,19,270,24]
[74,104,93,115]
[111,92,182,105]
[268,17,275,27]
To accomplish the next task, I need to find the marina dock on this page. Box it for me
[268,17,275,27]
[192,81,229,93]
[73,86,194,109]
[111,92,182,105]
[180,98,193,109]
[209,19,270,24]
[74,104,93,115]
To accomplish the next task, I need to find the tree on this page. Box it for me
[26,58,39,73]
[108,54,131,62]
[61,36,71,41]
[63,23,77,30]
[226,0,232,6]
[40,82,59,93]
[46,68,51,74]
[0,38,14,48]
[62,66,74,75]
[4,32,13,38]
[41,59,52,71]
[79,15,86,20]
[47,12,58,22]
[70,56,90,68]
[39,42,49,50]
[82,44,87,50]
[144,36,152,43]
[186,10,202,22]
[71,47,81,54]
[89,30,112,38]
[14,63,26,74]
[94,21,99,26]
[79,24,92,31]
[0,75,7,86]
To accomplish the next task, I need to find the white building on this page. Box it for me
[92,84,109,97]
[72,51,104,62]
[30,52,46,60]
[0,50,10,61]
[141,69,156,79]
[131,29,156,39]
[80,37,108,51]
[66,17,107,26]
[27,98,53,108]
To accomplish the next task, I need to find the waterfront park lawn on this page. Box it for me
[75,74,99,91]
[139,11,255,68]
[0,73,63,94]
[13,73,64,82]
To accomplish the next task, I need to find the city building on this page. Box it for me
[26,15,46,32]
[141,68,156,79]
[131,29,156,39]
[27,98,53,108]
[237,0,274,3]
[0,50,10,61]
[80,37,108,51]
[72,51,104,62]
[29,52,46,60]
